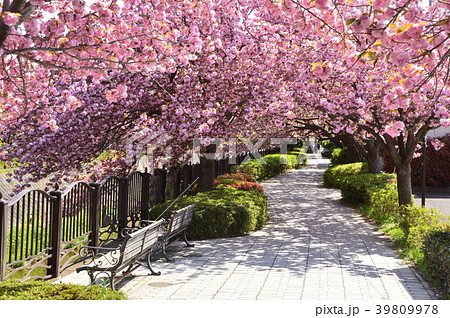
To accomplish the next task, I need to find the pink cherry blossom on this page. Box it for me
[3,12,20,26]
[430,138,444,151]
[372,0,390,10]
[0,0,448,207]
[390,50,411,68]
[385,121,405,138]
[315,0,331,11]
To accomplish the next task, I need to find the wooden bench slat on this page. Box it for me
[122,227,160,262]
[159,204,196,262]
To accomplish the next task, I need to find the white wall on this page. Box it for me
[427,126,450,138]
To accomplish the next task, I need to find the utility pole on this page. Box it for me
[421,136,426,207]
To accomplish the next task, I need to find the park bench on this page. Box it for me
[76,219,164,289]
[159,203,196,262]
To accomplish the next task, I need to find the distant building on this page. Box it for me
[428,126,450,138]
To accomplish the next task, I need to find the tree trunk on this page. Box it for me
[396,163,412,206]
[197,145,216,193]
[340,136,364,162]
[366,139,383,174]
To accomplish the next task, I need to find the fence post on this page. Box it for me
[48,190,62,278]
[118,177,129,234]
[176,168,182,197]
[225,157,231,173]
[89,183,101,248]
[220,158,226,175]
[181,164,192,192]
[141,169,150,221]
[214,159,219,178]
[192,164,201,182]
[154,169,166,205]
[0,193,6,281]
[166,167,178,200]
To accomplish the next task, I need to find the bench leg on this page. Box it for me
[146,253,161,275]
[182,231,195,247]
[86,270,116,290]
[87,270,95,286]
[122,263,135,277]
[161,241,174,262]
[109,272,116,290]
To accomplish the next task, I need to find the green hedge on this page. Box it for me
[0,280,126,300]
[339,173,396,204]
[324,163,450,298]
[151,151,305,240]
[321,141,337,158]
[323,162,368,188]
[330,147,352,165]
[149,186,267,240]
[233,151,307,181]
[423,231,450,298]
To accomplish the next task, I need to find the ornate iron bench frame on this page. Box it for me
[159,204,196,262]
[76,219,164,289]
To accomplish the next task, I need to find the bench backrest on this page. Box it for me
[121,219,164,263]
[181,204,196,228]
[167,204,196,235]
[168,209,185,234]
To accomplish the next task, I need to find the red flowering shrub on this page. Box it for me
[213,173,264,193]
[215,173,254,183]
[383,134,450,188]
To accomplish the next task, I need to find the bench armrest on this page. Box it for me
[121,226,138,237]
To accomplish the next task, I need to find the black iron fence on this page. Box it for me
[0,149,273,282]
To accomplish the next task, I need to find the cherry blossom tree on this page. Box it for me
[1,0,449,206]
[1,0,302,190]
[0,0,209,133]
[268,0,450,205]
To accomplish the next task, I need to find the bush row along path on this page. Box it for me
[56,154,435,300]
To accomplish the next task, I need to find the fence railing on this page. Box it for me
[0,149,274,282]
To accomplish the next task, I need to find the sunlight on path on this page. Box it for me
[56,154,435,300]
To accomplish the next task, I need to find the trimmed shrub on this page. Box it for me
[149,187,267,240]
[362,180,399,225]
[214,179,264,193]
[402,206,448,248]
[234,152,307,181]
[215,173,254,183]
[330,147,352,165]
[340,173,396,205]
[231,159,262,179]
[423,231,450,298]
[213,173,264,192]
[321,140,337,158]
[323,162,368,188]
[0,280,126,300]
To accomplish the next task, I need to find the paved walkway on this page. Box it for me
[56,154,435,300]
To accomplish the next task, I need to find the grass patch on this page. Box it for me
[0,280,126,300]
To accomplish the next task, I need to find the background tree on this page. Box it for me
[257,0,450,205]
